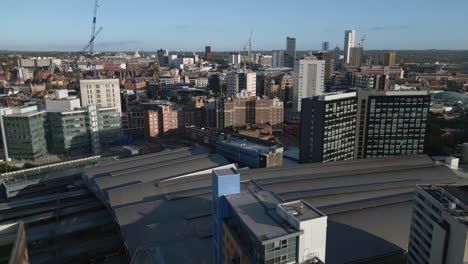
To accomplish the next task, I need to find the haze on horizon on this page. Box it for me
[2,0,467,52]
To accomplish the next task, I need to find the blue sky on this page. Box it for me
[2,0,467,51]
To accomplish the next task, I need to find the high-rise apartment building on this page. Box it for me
[292,57,325,111]
[322,41,329,51]
[355,90,430,159]
[383,51,397,66]
[205,46,212,61]
[226,70,256,96]
[229,53,241,65]
[272,50,285,67]
[80,79,122,113]
[212,168,327,264]
[285,37,296,68]
[349,47,364,67]
[408,185,468,264]
[344,30,356,64]
[300,92,357,163]
[0,106,47,160]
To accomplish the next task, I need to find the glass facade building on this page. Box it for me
[3,110,47,160]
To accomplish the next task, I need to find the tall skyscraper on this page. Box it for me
[322,41,330,51]
[292,57,325,111]
[383,51,397,66]
[300,92,357,163]
[407,184,468,264]
[355,90,430,159]
[272,50,285,67]
[79,79,122,113]
[349,47,364,67]
[344,30,356,64]
[285,37,296,67]
[205,46,212,61]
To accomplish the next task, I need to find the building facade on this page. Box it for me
[212,169,327,264]
[79,79,122,113]
[264,73,293,103]
[46,106,121,155]
[408,185,468,264]
[292,57,325,112]
[229,53,241,65]
[355,90,430,159]
[383,51,397,66]
[0,106,47,160]
[272,50,285,68]
[226,70,257,96]
[285,37,296,68]
[322,41,329,51]
[300,92,357,163]
[205,46,212,61]
[349,47,364,67]
[344,30,356,65]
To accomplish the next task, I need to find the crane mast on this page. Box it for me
[90,0,99,55]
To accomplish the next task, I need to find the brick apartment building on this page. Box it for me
[124,79,147,90]
[204,92,284,130]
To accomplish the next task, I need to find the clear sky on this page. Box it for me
[2,0,467,52]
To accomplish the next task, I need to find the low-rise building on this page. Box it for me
[216,134,283,168]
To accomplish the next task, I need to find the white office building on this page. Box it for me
[79,79,121,113]
[408,185,468,264]
[226,70,256,96]
[259,55,272,67]
[45,90,81,112]
[344,30,356,64]
[229,53,241,65]
[292,57,325,111]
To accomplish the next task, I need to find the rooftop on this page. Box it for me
[225,181,300,244]
[218,137,282,154]
[279,200,324,221]
[82,153,467,264]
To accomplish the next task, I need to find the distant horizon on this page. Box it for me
[2,0,468,51]
[3,49,468,54]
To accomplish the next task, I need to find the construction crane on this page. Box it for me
[75,0,102,86]
[242,29,253,70]
[89,0,100,55]
[357,35,367,47]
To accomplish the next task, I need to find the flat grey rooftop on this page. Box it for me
[279,200,324,221]
[225,181,299,243]
[84,154,468,264]
[218,138,271,153]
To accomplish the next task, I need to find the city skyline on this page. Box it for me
[2,0,468,51]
